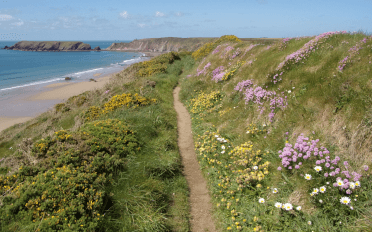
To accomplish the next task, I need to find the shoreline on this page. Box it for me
[0,52,159,133]
[0,72,116,134]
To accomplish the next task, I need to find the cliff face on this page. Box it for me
[5,41,92,51]
[105,37,215,52]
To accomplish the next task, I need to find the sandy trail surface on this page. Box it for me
[173,86,217,232]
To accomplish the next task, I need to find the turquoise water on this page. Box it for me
[0,41,142,95]
[0,40,147,117]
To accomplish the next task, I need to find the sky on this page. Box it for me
[0,0,371,41]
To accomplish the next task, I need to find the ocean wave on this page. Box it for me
[0,77,65,91]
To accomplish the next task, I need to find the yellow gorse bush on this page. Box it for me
[192,35,242,60]
[189,91,222,116]
[132,52,180,77]
[84,93,156,121]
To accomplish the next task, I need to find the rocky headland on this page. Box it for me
[3,41,101,51]
[104,37,214,52]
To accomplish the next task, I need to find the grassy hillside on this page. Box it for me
[0,52,192,231]
[179,32,372,231]
[105,37,215,52]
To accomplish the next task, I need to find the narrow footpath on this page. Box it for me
[173,86,217,232]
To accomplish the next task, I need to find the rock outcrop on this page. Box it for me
[4,41,92,51]
[104,37,214,52]
[93,46,101,51]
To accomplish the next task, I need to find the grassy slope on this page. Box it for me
[0,53,193,231]
[179,33,372,231]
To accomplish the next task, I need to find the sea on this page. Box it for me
[0,40,146,117]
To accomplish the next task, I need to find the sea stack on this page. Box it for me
[93,46,101,51]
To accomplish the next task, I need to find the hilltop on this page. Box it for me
[105,37,215,52]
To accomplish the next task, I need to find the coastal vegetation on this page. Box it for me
[0,52,193,231]
[180,31,372,231]
[1,31,372,231]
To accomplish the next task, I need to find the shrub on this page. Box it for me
[0,119,138,231]
[192,35,242,60]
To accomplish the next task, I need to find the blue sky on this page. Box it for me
[0,0,371,40]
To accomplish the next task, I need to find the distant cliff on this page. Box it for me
[105,37,215,52]
[4,41,95,51]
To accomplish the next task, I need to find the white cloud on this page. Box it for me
[0,14,13,21]
[11,20,24,26]
[175,12,184,17]
[155,11,165,17]
[138,23,146,28]
[120,11,129,19]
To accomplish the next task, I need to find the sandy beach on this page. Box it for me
[31,74,111,100]
[0,72,115,133]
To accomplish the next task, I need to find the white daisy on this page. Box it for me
[355,181,360,187]
[337,179,344,187]
[305,174,312,180]
[283,203,293,211]
[258,198,265,204]
[253,166,258,170]
[221,146,225,150]
[340,197,351,205]
[349,182,355,189]
[272,188,278,194]
[296,206,301,211]
[312,188,319,195]
[275,202,282,208]
[221,150,225,154]
[314,166,322,172]
[320,186,326,193]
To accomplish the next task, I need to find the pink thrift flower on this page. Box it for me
[277,167,282,171]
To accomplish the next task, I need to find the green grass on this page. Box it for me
[180,32,372,231]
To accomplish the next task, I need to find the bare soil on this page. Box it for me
[173,86,217,232]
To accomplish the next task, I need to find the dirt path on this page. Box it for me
[173,86,217,232]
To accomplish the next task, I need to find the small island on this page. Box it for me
[3,41,101,52]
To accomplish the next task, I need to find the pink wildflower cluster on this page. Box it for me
[243,44,259,56]
[338,56,349,72]
[211,66,225,82]
[235,80,288,122]
[196,62,211,76]
[266,45,272,50]
[277,31,347,71]
[269,31,348,84]
[212,45,221,54]
[225,46,234,52]
[234,79,254,92]
[230,48,241,59]
[338,37,369,72]
[278,134,364,195]
[278,134,329,170]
